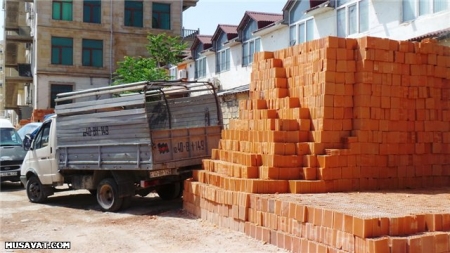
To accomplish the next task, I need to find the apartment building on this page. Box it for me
[174,0,450,128]
[0,42,5,118]
[3,0,198,121]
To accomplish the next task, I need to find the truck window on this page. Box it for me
[33,122,51,149]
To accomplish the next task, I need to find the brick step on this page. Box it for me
[183,180,450,253]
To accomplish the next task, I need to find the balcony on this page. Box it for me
[5,26,32,43]
[182,0,198,11]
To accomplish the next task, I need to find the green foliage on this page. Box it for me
[146,33,188,68]
[113,33,188,85]
[113,56,167,84]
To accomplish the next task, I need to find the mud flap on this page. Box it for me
[111,171,135,198]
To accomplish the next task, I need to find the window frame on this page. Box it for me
[50,84,73,109]
[216,48,230,74]
[52,0,73,21]
[124,0,143,27]
[152,2,171,30]
[242,38,260,67]
[289,18,314,45]
[169,66,178,80]
[195,57,206,79]
[51,37,73,65]
[83,0,101,23]
[402,0,449,22]
[336,0,369,37]
[82,39,103,67]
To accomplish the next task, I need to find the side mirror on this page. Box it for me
[22,134,32,151]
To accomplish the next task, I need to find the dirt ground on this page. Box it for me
[0,182,288,253]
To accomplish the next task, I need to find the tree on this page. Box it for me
[113,33,188,84]
[113,56,166,84]
[146,33,188,68]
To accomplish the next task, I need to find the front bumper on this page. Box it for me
[0,169,21,182]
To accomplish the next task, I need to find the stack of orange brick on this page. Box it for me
[183,36,450,253]
[31,109,54,122]
[184,185,450,253]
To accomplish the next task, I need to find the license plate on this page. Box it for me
[149,169,173,178]
[0,171,18,177]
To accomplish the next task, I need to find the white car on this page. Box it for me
[17,122,43,140]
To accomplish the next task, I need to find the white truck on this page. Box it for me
[20,80,222,212]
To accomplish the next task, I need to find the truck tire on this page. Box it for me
[121,196,133,210]
[156,182,182,200]
[96,178,123,212]
[26,175,48,203]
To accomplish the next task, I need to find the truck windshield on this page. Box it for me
[0,128,23,146]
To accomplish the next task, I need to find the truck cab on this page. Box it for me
[21,116,63,201]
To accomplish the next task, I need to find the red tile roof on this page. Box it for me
[211,24,238,42]
[196,35,212,44]
[245,11,283,23]
[219,25,238,35]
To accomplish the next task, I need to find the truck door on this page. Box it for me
[27,119,60,184]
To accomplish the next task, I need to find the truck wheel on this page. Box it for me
[26,176,48,203]
[156,182,182,200]
[121,196,133,210]
[97,178,123,212]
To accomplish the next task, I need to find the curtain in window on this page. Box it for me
[289,25,296,46]
[152,3,171,30]
[83,0,101,23]
[337,0,353,7]
[53,0,73,20]
[403,0,416,21]
[348,4,357,35]
[82,39,103,67]
[306,19,314,42]
[243,42,249,66]
[298,23,305,44]
[255,39,260,54]
[125,1,143,27]
[337,8,346,37]
[419,0,430,15]
[434,0,448,12]
[359,0,369,32]
[51,37,73,65]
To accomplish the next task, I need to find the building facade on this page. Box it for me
[174,0,450,128]
[3,0,198,121]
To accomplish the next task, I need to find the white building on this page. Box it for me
[174,0,450,128]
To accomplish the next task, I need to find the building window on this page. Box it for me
[50,84,73,108]
[82,39,103,67]
[124,0,143,27]
[83,0,101,23]
[152,3,171,30]
[195,57,206,79]
[403,0,449,22]
[51,37,73,65]
[169,66,178,80]
[290,18,314,45]
[216,48,230,73]
[337,0,368,37]
[242,38,260,67]
[52,0,73,21]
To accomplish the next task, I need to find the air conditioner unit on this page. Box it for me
[178,69,187,79]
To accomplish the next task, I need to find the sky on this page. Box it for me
[0,0,287,40]
[182,0,287,35]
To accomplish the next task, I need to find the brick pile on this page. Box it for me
[31,109,54,122]
[183,36,450,252]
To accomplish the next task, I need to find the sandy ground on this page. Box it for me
[0,182,288,253]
